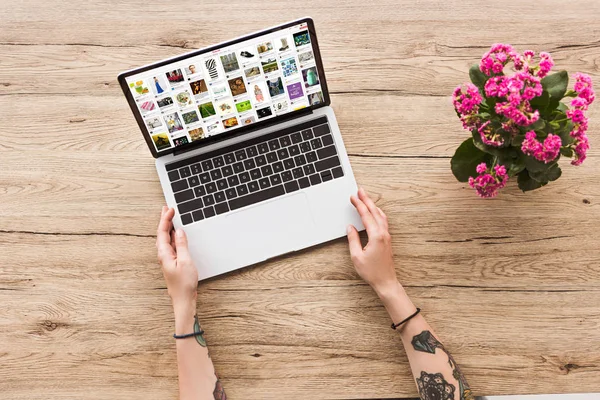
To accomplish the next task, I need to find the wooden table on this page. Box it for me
[2,1,600,399]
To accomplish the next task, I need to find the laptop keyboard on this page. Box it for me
[165,116,344,225]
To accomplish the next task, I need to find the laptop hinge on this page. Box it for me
[173,109,314,157]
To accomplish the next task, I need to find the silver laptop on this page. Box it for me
[118,17,363,280]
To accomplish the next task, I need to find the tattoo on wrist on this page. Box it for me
[412,330,473,400]
[193,315,207,347]
[213,373,227,399]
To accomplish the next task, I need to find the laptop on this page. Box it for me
[118,17,364,280]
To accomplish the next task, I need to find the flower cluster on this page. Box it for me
[490,72,543,126]
[452,83,482,130]
[567,73,595,165]
[521,131,562,163]
[468,163,509,198]
[480,44,519,75]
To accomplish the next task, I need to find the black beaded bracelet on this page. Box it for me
[173,330,204,339]
[391,308,421,330]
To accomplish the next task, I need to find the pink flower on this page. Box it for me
[574,73,595,105]
[478,120,504,147]
[571,97,589,110]
[485,71,543,126]
[521,131,561,163]
[468,162,509,198]
[523,50,535,59]
[537,52,554,78]
[453,84,483,130]
[572,134,590,166]
[480,43,519,76]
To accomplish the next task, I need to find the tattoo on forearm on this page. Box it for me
[412,330,473,400]
[213,373,227,399]
[193,314,207,347]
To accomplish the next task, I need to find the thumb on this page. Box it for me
[175,229,191,259]
[346,225,363,259]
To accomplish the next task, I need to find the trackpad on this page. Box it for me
[224,193,316,261]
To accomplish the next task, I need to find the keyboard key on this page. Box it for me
[306,151,317,163]
[300,142,311,153]
[236,184,249,196]
[248,181,260,192]
[179,167,191,178]
[281,171,293,182]
[178,198,203,214]
[203,194,215,206]
[216,179,228,191]
[284,180,300,193]
[268,139,280,151]
[168,170,180,182]
[191,163,202,175]
[204,206,216,218]
[321,170,333,181]
[261,164,274,176]
[288,144,300,156]
[303,164,316,175]
[277,148,289,160]
[247,146,258,157]
[194,186,206,197]
[171,179,188,193]
[317,145,337,160]
[332,166,344,178]
[199,172,211,184]
[210,169,222,180]
[321,134,334,147]
[224,153,236,164]
[227,175,240,187]
[213,156,225,168]
[256,155,267,167]
[228,185,285,211]
[257,142,269,154]
[188,176,200,187]
[283,158,295,170]
[315,155,341,172]
[175,189,194,203]
[313,123,331,136]
[266,151,278,163]
[301,129,313,140]
[201,159,214,171]
[225,188,237,199]
[272,161,284,173]
[244,158,256,170]
[181,213,193,225]
[291,132,302,143]
[192,209,204,222]
[222,165,233,176]
[239,172,251,183]
[279,135,291,147]
[259,177,271,189]
[309,173,322,185]
[250,168,262,180]
[233,162,244,173]
[206,182,217,194]
[215,202,229,215]
[310,138,323,150]
[292,167,304,179]
[298,177,310,188]
[270,174,282,185]
[235,150,247,161]
[214,191,226,203]
[294,154,307,166]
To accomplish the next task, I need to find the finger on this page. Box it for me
[358,187,386,228]
[346,225,363,259]
[377,207,389,231]
[157,208,176,261]
[174,228,192,261]
[350,194,378,237]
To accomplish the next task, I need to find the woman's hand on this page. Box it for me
[346,188,399,298]
[156,206,198,314]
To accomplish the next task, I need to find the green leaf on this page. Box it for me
[528,162,562,183]
[556,102,569,112]
[560,147,574,158]
[530,90,550,110]
[506,158,526,177]
[451,138,491,182]
[541,70,569,100]
[525,118,546,132]
[556,120,575,146]
[469,64,488,93]
[518,170,548,192]
[521,153,553,173]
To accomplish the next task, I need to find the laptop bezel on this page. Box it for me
[117,17,330,159]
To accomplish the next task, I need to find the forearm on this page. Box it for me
[174,301,226,400]
[378,282,472,400]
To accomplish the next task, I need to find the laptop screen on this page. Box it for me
[119,19,329,157]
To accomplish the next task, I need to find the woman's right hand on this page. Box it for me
[346,188,399,298]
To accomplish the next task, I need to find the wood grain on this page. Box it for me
[1,0,600,399]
